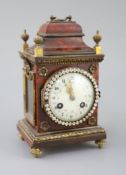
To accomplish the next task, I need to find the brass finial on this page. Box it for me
[93,30,102,54]
[34,33,43,45]
[34,33,44,57]
[93,30,102,46]
[21,29,29,51]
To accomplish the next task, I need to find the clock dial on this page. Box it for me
[49,73,94,121]
[42,68,100,126]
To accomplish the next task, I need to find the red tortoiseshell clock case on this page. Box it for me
[17,16,106,157]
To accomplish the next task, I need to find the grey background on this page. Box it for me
[0,0,126,174]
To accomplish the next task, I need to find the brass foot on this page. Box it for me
[18,133,25,141]
[30,148,43,158]
[95,139,106,149]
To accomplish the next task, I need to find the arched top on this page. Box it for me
[22,16,95,56]
[38,16,84,37]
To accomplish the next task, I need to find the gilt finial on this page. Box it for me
[21,29,29,51]
[93,30,102,54]
[34,33,44,45]
[34,33,44,57]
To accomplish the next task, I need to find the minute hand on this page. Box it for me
[66,82,75,101]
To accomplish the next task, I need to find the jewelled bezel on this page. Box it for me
[41,67,100,126]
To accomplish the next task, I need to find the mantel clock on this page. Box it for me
[17,16,106,157]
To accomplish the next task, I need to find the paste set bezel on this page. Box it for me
[41,67,100,126]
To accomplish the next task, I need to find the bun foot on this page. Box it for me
[95,139,106,149]
[30,148,43,158]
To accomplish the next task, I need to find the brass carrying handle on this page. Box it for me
[50,15,72,22]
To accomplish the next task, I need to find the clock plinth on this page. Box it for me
[17,16,106,157]
[17,119,106,157]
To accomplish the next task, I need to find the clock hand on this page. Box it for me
[66,81,75,101]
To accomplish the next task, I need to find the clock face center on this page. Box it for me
[43,67,99,126]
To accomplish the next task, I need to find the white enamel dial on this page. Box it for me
[42,68,100,126]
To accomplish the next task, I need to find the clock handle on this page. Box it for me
[50,15,72,22]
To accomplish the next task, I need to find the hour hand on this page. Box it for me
[66,81,75,101]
